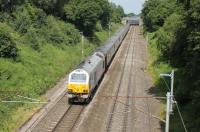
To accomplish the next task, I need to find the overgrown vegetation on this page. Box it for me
[142,0,200,131]
[0,0,124,131]
[0,23,18,59]
[63,0,124,35]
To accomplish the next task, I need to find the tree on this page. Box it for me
[0,23,18,59]
[142,0,178,32]
[31,0,67,17]
[142,0,200,131]
[110,3,124,23]
[125,13,136,17]
[0,0,25,12]
[96,0,110,28]
[64,0,102,35]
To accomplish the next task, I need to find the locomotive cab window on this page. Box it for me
[70,73,86,83]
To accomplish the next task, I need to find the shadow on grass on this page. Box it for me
[148,76,170,100]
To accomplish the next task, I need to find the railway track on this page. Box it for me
[31,95,69,132]
[122,27,136,132]
[106,26,136,132]
[31,95,84,132]
[53,105,85,132]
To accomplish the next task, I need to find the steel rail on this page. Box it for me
[122,25,136,132]
[53,105,85,132]
[106,26,135,132]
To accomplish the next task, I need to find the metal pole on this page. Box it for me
[166,92,170,132]
[160,70,175,114]
[109,0,111,38]
[80,32,84,60]
[109,24,111,38]
[170,70,174,113]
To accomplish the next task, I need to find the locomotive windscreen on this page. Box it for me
[70,73,86,83]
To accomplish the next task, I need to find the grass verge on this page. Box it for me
[147,32,186,131]
[146,32,172,120]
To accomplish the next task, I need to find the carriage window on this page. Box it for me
[70,73,86,83]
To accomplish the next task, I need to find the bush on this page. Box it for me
[0,12,11,22]
[40,16,80,46]
[0,23,18,59]
[24,27,41,50]
[11,4,47,34]
[95,21,103,32]
[64,0,102,35]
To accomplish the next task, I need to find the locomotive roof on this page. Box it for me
[80,53,104,74]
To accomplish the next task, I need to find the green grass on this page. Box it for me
[0,23,122,131]
[147,33,172,96]
[147,32,187,131]
[95,23,122,43]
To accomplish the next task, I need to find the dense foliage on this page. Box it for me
[0,0,125,56]
[110,3,125,23]
[0,23,18,58]
[64,0,102,35]
[142,0,200,131]
[125,13,136,17]
[63,0,124,35]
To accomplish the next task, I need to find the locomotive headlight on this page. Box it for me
[67,84,73,92]
[83,90,88,93]
[68,89,72,92]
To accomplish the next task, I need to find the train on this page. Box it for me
[122,16,140,25]
[126,16,140,25]
[67,23,130,104]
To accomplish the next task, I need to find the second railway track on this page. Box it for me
[106,26,136,132]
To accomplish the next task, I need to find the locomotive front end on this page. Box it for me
[67,69,90,103]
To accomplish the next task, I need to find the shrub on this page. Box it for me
[24,27,40,50]
[11,4,47,34]
[95,21,103,32]
[41,16,80,46]
[0,23,18,59]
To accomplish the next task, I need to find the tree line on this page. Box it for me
[0,0,125,59]
[142,0,200,131]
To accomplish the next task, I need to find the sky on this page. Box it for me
[111,0,146,15]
